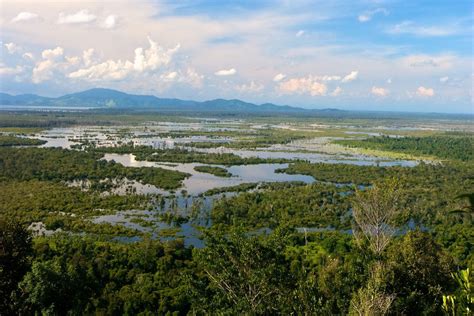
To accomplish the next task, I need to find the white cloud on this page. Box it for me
[387,78,392,84]
[101,15,118,29]
[273,73,286,82]
[57,9,96,24]
[32,60,55,83]
[358,8,388,23]
[214,68,236,76]
[162,71,178,81]
[416,86,435,97]
[295,30,305,37]
[33,47,65,83]
[175,68,204,88]
[4,42,20,54]
[82,48,95,66]
[314,75,341,81]
[439,76,449,83]
[330,86,342,96]
[65,56,80,65]
[279,77,327,96]
[403,54,454,68]
[68,60,133,81]
[278,72,357,96]
[0,65,23,76]
[341,70,358,83]
[358,15,370,23]
[11,12,40,23]
[388,21,458,37]
[236,81,264,93]
[41,47,64,60]
[371,86,389,97]
[68,38,179,81]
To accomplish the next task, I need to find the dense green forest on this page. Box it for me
[335,134,474,161]
[1,216,471,314]
[0,147,189,189]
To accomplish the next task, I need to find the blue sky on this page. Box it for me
[0,0,472,113]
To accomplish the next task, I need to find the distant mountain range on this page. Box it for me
[0,88,342,114]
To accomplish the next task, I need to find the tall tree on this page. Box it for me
[350,179,402,315]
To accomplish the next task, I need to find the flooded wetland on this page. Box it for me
[1,113,472,246]
[0,112,466,246]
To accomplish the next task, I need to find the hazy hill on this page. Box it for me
[0,88,333,114]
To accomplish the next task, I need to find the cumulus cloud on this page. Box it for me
[41,47,64,60]
[341,70,358,83]
[279,77,328,96]
[101,15,118,29]
[278,71,359,96]
[68,37,179,81]
[273,73,286,82]
[69,60,132,81]
[4,42,20,54]
[11,12,41,23]
[214,68,236,76]
[439,76,449,83]
[65,56,80,65]
[416,86,434,97]
[358,8,388,23]
[236,81,264,93]
[295,30,305,37]
[32,47,65,83]
[58,10,96,24]
[330,86,342,96]
[371,86,389,97]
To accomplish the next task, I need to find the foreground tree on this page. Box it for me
[350,262,394,316]
[192,228,297,314]
[351,178,402,256]
[442,268,473,315]
[385,231,455,314]
[0,218,32,314]
[350,179,402,315]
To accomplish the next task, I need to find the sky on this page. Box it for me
[0,0,472,113]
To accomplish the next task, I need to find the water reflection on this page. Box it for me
[102,153,315,195]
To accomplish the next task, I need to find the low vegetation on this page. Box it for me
[194,165,232,177]
[0,135,46,147]
[87,144,291,165]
